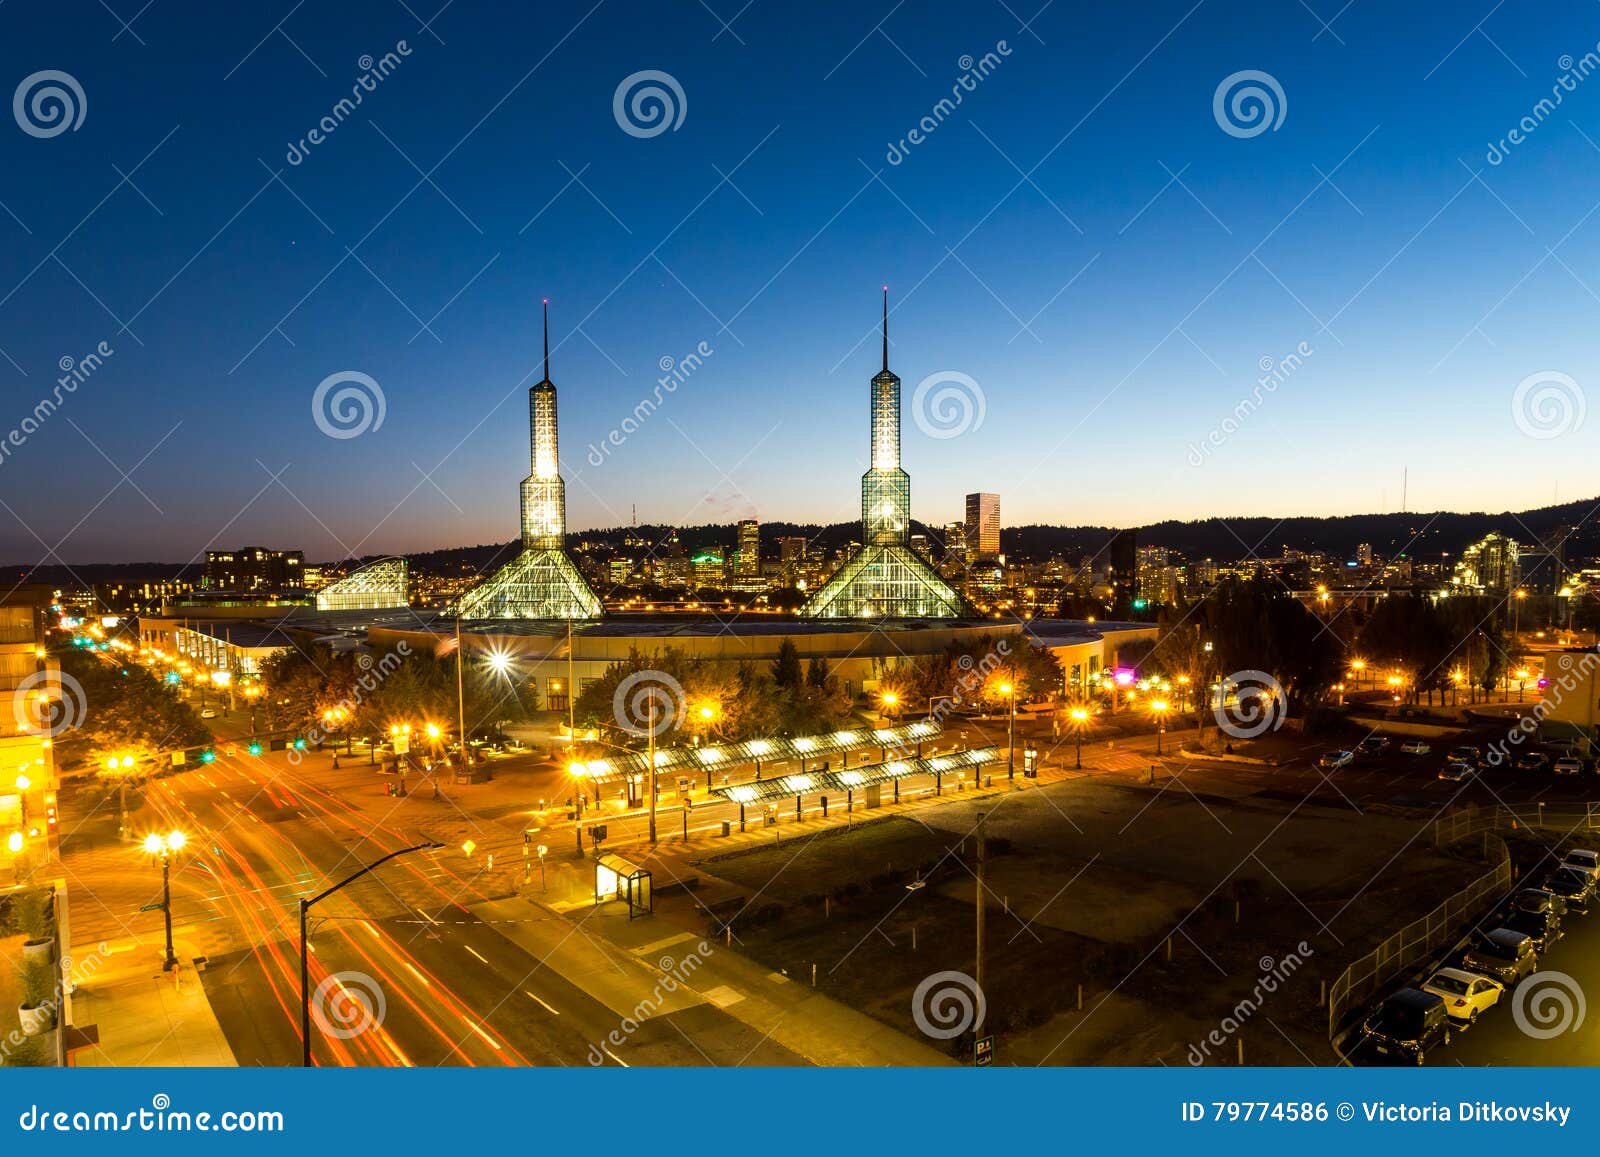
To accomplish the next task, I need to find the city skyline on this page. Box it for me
[3,2,1599,563]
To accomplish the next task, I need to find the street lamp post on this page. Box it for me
[1000,681,1016,780]
[1069,707,1088,769]
[300,841,443,1067]
[1152,699,1169,754]
[143,830,187,971]
[647,700,658,844]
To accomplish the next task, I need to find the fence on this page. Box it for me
[1328,802,1600,1040]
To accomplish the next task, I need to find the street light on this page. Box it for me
[1151,698,1169,754]
[880,690,899,722]
[300,841,443,1067]
[143,830,187,972]
[999,681,1016,780]
[1069,706,1088,769]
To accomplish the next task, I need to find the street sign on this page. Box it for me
[974,1035,994,1067]
[138,900,166,913]
[393,735,410,755]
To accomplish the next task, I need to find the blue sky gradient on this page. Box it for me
[2,0,1598,562]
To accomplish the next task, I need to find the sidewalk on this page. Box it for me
[69,936,236,1067]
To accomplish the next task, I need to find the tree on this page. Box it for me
[52,646,211,770]
[771,638,803,691]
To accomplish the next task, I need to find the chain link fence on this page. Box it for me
[1328,803,1600,1040]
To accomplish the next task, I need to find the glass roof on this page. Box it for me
[570,720,944,783]
[709,746,999,803]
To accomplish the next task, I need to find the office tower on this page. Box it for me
[964,493,1000,561]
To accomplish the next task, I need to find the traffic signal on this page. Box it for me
[247,742,262,756]
[292,738,306,750]
[200,749,215,764]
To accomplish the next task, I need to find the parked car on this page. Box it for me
[1438,761,1476,783]
[1513,888,1568,919]
[200,709,216,719]
[1420,967,1504,1024]
[1319,749,1355,770]
[1559,849,1600,883]
[1361,987,1451,1064]
[1447,745,1483,766]
[1400,740,1432,756]
[1505,906,1562,952]
[1461,928,1538,985]
[1554,756,1587,776]
[1515,752,1551,774]
[1541,868,1594,914]
[1357,737,1391,758]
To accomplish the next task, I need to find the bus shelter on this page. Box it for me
[595,853,652,919]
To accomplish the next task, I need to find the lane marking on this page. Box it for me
[603,1045,629,1067]
[459,1013,503,1050]
[465,945,489,964]
[524,989,559,1015]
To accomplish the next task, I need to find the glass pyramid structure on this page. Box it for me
[316,556,409,612]
[805,292,965,620]
[453,302,602,621]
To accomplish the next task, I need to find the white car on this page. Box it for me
[1318,749,1355,770]
[1438,761,1476,783]
[1400,740,1431,756]
[1554,756,1586,776]
[1421,968,1503,1024]
[1560,849,1600,882]
[200,709,217,719]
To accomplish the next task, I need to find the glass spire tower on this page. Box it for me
[454,301,602,620]
[804,291,965,620]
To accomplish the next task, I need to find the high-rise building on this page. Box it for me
[736,518,761,579]
[964,493,1000,561]
[205,547,305,592]
[942,521,966,563]
[1356,543,1374,566]
[1453,532,1520,593]
[1107,529,1138,610]
[803,292,964,619]
[454,303,602,619]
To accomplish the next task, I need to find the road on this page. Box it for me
[66,749,801,1066]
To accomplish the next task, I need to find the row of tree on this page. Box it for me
[51,645,212,769]
[1118,577,1521,712]
[258,642,534,745]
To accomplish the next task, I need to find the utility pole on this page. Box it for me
[975,812,987,1027]
[647,699,658,843]
[455,616,468,770]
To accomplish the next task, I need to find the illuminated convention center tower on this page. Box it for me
[803,291,965,619]
[453,302,602,620]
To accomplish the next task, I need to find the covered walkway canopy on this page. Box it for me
[709,745,999,805]
[570,720,944,785]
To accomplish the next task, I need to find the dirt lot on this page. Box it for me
[700,775,1490,1065]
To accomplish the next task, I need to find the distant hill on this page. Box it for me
[11,498,1595,586]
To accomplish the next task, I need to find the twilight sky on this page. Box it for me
[1,0,1597,564]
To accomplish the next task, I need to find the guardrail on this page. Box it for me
[1328,802,1600,1040]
